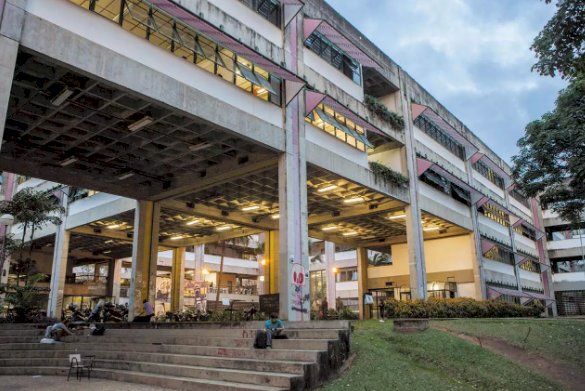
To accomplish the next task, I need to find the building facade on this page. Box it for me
[0,0,556,320]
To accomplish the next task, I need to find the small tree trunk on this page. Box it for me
[214,241,226,311]
[16,223,28,287]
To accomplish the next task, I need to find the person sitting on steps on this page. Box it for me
[44,319,74,342]
[132,299,154,322]
[264,312,285,349]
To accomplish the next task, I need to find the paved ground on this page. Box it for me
[1,375,174,390]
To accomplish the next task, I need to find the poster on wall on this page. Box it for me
[259,293,280,315]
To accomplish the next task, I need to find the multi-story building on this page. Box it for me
[0,0,556,321]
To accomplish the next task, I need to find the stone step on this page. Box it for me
[0,366,287,391]
[0,351,312,375]
[98,320,349,330]
[0,335,333,350]
[0,342,322,362]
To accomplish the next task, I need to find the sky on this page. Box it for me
[327,0,567,163]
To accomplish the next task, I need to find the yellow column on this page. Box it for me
[264,230,280,294]
[357,247,370,320]
[171,248,186,312]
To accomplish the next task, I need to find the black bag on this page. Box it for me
[91,324,106,336]
[254,330,267,349]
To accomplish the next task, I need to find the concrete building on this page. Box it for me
[0,0,556,321]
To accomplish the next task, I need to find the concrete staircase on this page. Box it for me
[0,320,350,390]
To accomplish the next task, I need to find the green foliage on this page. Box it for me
[338,306,359,320]
[369,161,409,188]
[0,273,49,323]
[364,94,405,130]
[531,0,585,79]
[383,297,544,319]
[368,252,391,266]
[512,75,585,223]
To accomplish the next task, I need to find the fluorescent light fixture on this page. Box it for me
[104,240,114,244]
[216,225,232,232]
[318,184,338,193]
[185,219,200,226]
[423,226,440,232]
[127,116,153,132]
[102,250,112,254]
[51,88,74,106]
[170,235,184,240]
[188,142,213,152]
[270,214,280,219]
[118,172,134,180]
[322,225,338,231]
[388,214,406,220]
[343,231,358,237]
[107,224,121,229]
[241,205,260,212]
[59,157,78,167]
[343,197,364,204]
[257,88,267,94]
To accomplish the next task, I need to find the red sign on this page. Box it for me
[291,264,306,286]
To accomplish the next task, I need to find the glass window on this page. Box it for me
[482,239,515,265]
[472,160,505,189]
[306,103,370,151]
[305,31,362,85]
[239,0,281,27]
[479,203,510,227]
[336,268,358,282]
[413,115,465,160]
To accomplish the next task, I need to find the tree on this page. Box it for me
[213,234,254,310]
[531,0,585,79]
[0,188,65,285]
[368,252,391,266]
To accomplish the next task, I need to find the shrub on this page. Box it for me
[369,161,409,188]
[339,307,359,320]
[383,297,544,319]
[364,94,405,131]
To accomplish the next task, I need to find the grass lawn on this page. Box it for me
[320,320,563,391]
[433,318,585,368]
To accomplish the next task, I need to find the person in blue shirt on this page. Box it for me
[263,312,285,349]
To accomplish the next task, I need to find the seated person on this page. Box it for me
[263,312,285,348]
[133,299,154,322]
[44,320,74,341]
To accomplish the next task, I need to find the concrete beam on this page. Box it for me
[66,195,135,230]
[308,200,403,226]
[166,226,263,248]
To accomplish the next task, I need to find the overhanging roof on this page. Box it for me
[412,104,479,159]
[150,0,302,82]
[303,18,380,69]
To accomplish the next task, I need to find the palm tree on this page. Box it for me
[368,252,391,266]
[0,188,65,285]
[214,234,254,310]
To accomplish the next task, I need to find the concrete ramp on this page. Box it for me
[0,321,351,390]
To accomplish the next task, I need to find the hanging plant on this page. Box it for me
[364,94,405,131]
[369,161,409,188]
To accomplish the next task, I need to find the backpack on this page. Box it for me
[91,324,106,336]
[254,330,267,349]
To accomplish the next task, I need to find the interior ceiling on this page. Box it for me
[2,50,275,199]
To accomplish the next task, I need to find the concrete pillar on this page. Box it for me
[193,244,204,283]
[356,247,370,320]
[398,69,427,300]
[47,189,70,318]
[264,230,279,294]
[171,247,185,312]
[129,200,160,320]
[108,258,122,304]
[324,241,337,310]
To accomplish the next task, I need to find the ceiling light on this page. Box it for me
[343,231,358,237]
[202,268,210,275]
[185,219,200,226]
[102,250,112,254]
[59,157,78,167]
[188,142,213,152]
[344,197,364,204]
[241,205,260,212]
[270,214,280,219]
[260,259,267,265]
[170,235,184,240]
[388,214,406,220]
[322,226,338,231]
[259,276,265,282]
[257,88,267,95]
[216,225,232,232]
[51,88,74,106]
[118,172,134,180]
[127,116,153,132]
[107,224,121,229]
[318,185,338,193]
[423,226,440,232]
[104,240,114,244]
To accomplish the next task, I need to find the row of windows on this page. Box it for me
[483,240,515,265]
[420,169,472,206]
[71,0,282,105]
[414,115,465,160]
[552,258,585,273]
[305,103,369,151]
[473,160,505,189]
[239,0,281,27]
[336,267,358,283]
[514,224,536,241]
[479,202,510,227]
[546,226,585,241]
[510,189,530,208]
[305,31,362,85]
[519,259,541,273]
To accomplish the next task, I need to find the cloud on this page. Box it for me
[326,0,567,162]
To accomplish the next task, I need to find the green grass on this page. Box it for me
[320,320,563,391]
[433,318,585,368]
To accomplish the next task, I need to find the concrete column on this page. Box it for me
[356,247,370,320]
[129,200,160,321]
[264,230,279,294]
[108,258,122,304]
[398,70,427,301]
[171,247,185,312]
[193,244,204,283]
[47,189,70,318]
[324,241,337,310]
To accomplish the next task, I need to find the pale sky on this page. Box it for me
[327,0,567,163]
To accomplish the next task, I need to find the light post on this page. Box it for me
[0,214,14,282]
